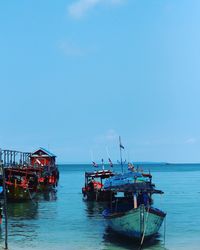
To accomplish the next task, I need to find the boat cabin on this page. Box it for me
[30,148,56,167]
[82,170,115,201]
[84,170,114,188]
[104,171,163,208]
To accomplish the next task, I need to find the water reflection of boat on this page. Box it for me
[84,201,106,218]
[8,202,38,220]
[41,190,57,202]
[7,202,39,245]
[103,227,162,250]
[102,172,166,243]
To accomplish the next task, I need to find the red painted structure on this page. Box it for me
[30,148,56,167]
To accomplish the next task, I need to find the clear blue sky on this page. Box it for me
[0,0,200,163]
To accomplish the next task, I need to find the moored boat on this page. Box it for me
[3,147,59,201]
[103,203,165,240]
[102,172,166,242]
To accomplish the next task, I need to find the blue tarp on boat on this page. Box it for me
[104,172,148,189]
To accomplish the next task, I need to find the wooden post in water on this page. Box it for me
[1,160,8,249]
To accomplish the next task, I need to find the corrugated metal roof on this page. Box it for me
[31,147,56,157]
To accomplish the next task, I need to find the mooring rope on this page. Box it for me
[139,205,150,249]
[163,215,166,247]
[27,188,37,206]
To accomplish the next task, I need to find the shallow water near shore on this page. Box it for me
[0,163,200,250]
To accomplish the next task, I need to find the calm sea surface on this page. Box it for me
[0,163,200,250]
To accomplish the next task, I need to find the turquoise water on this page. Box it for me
[0,164,200,250]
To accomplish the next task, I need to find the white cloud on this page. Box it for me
[59,41,84,56]
[105,129,119,141]
[68,0,126,19]
[185,137,197,145]
[94,129,119,144]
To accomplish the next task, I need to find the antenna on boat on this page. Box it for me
[90,150,98,168]
[106,147,113,169]
[101,158,105,171]
[119,136,124,173]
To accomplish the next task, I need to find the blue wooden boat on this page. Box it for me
[103,203,165,240]
[102,172,166,242]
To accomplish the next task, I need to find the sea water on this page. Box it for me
[0,163,200,250]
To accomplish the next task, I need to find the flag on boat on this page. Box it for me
[119,136,125,149]
[92,161,98,167]
[108,158,113,167]
[128,162,134,171]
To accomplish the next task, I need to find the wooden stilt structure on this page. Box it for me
[0,150,8,250]
[2,164,8,250]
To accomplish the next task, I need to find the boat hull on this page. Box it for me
[7,186,36,202]
[103,206,166,240]
[83,190,114,202]
[37,183,55,192]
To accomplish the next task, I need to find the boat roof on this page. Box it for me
[31,147,56,157]
[104,182,163,194]
[103,171,163,194]
[85,170,114,179]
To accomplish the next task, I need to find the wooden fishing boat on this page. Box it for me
[102,172,166,242]
[82,169,115,201]
[0,147,59,203]
[103,202,165,240]
[5,168,38,201]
